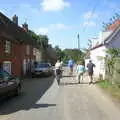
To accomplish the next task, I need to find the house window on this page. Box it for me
[5,40,11,53]
[3,61,12,74]
[33,48,36,56]
[26,45,30,55]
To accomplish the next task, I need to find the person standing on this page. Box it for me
[87,60,95,84]
[76,61,85,84]
[68,59,74,74]
[55,60,62,85]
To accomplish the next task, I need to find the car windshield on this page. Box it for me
[37,63,50,68]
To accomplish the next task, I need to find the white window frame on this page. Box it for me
[5,40,11,53]
[33,48,36,56]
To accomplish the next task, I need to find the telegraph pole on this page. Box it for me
[77,33,80,50]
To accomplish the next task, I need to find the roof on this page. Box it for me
[90,25,120,50]
[104,25,120,44]
[0,12,37,46]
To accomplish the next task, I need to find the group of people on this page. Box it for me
[76,60,95,84]
[54,59,95,85]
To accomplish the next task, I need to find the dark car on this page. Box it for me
[32,63,53,77]
[0,70,22,100]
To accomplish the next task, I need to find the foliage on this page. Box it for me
[28,30,40,41]
[105,48,120,81]
[82,39,92,59]
[54,46,83,63]
[54,46,65,60]
[87,39,92,49]
[28,30,48,48]
[98,80,120,101]
[40,35,48,48]
[105,48,120,68]
[63,48,83,62]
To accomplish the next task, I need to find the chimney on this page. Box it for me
[12,15,18,25]
[22,22,28,32]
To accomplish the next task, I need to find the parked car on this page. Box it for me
[0,70,22,101]
[32,63,53,77]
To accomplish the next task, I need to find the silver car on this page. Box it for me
[32,63,53,77]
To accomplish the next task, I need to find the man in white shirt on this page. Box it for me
[54,60,62,85]
[55,60,62,69]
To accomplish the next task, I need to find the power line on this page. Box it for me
[82,1,100,32]
[78,1,100,50]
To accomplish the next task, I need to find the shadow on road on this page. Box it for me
[0,76,55,115]
[33,103,56,108]
[60,82,89,86]
[60,82,78,85]
[62,75,76,78]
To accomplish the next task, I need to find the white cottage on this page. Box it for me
[88,26,120,80]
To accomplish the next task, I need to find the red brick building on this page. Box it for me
[0,12,37,76]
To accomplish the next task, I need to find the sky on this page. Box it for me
[0,0,120,50]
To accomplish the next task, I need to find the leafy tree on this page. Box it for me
[40,35,48,48]
[54,46,65,60]
[28,30,40,41]
[28,30,48,48]
[63,49,83,63]
[105,48,120,68]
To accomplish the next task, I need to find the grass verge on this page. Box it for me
[97,80,120,101]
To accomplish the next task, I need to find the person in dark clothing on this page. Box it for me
[87,60,95,84]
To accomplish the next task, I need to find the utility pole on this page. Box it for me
[77,33,80,50]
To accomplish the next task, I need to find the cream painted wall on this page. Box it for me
[90,46,106,79]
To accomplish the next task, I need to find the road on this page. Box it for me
[0,68,120,120]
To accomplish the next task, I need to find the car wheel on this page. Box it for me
[16,85,21,96]
[32,74,35,78]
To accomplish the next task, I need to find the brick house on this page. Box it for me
[0,12,38,76]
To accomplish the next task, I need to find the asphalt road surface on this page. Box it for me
[0,67,120,120]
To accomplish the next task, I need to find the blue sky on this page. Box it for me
[0,0,120,49]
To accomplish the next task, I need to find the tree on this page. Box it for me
[63,49,83,62]
[105,48,120,68]
[54,46,64,60]
[40,35,48,48]
[28,30,40,41]
[28,30,49,48]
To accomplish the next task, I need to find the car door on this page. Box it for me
[0,73,8,97]
[0,71,17,98]
[3,71,17,94]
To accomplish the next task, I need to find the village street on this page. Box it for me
[0,67,120,120]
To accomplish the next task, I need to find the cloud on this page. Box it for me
[83,21,97,27]
[34,23,70,35]
[83,11,98,20]
[41,0,71,11]
[35,27,49,35]
[16,3,40,18]
[50,23,69,29]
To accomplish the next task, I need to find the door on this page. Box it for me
[23,59,27,75]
